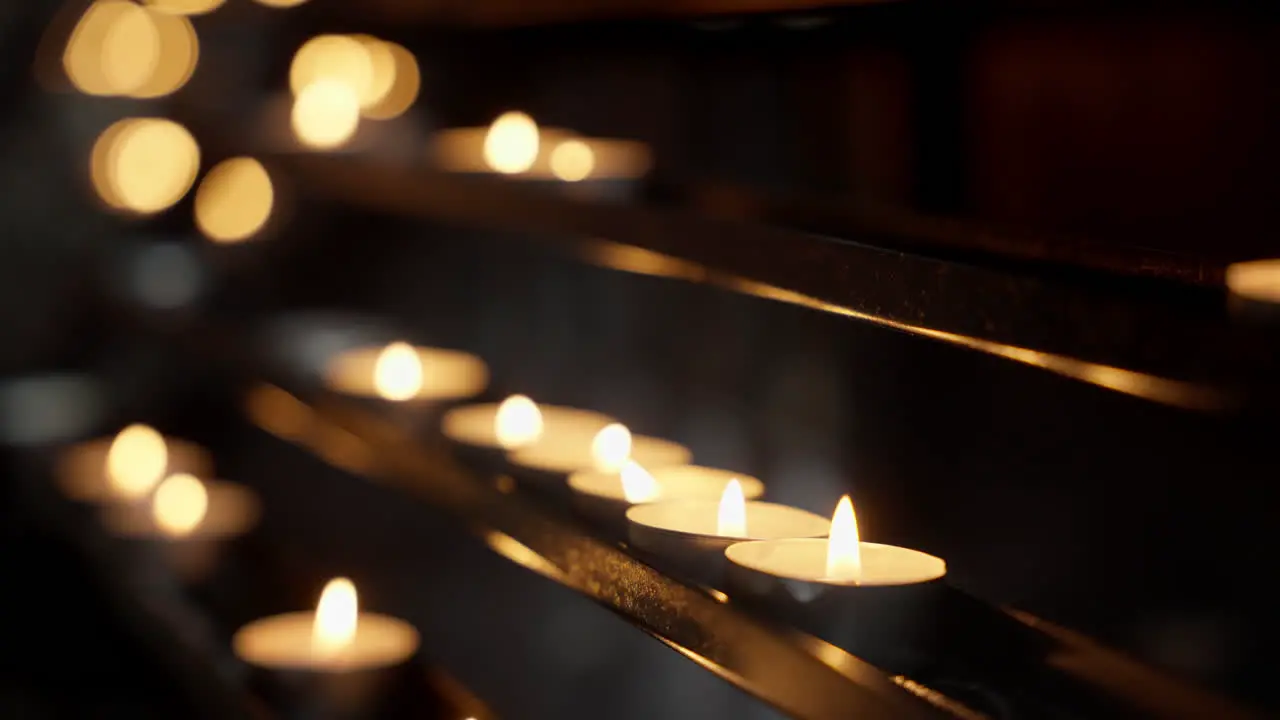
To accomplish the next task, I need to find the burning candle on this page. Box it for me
[440,395,614,474]
[431,112,651,194]
[99,472,261,582]
[724,495,946,671]
[626,479,828,585]
[568,462,759,529]
[234,577,420,715]
[508,422,691,496]
[325,341,488,403]
[55,423,212,504]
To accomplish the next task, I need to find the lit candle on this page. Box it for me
[509,422,691,494]
[431,112,651,196]
[724,495,946,671]
[234,577,420,715]
[324,341,488,403]
[55,423,212,504]
[440,395,614,474]
[568,462,757,529]
[99,472,261,582]
[626,479,827,586]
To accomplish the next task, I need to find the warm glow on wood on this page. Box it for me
[106,424,168,499]
[590,422,632,472]
[619,460,660,504]
[152,472,208,537]
[312,578,358,658]
[482,112,539,174]
[826,495,863,583]
[372,342,423,401]
[716,479,748,537]
[494,395,543,449]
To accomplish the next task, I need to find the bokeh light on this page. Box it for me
[363,41,419,120]
[64,1,197,98]
[195,157,274,243]
[90,118,200,214]
[483,112,539,174]
[550,140,595,182]
[289,35,372,100]
[291,80,361,149]
[253,0,309,6]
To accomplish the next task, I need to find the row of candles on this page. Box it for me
[55,335,946,714]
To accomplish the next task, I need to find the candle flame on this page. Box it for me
[291,79,360,150]
[482,111,539,174]
[494,394,543,449]
[825,495,863,583]
[591,423,632,473]
[550,140,594,182]
[106,424,168,499]
[619,460,660,504]
[152,473,208,537]
[313,577,358,658]
[373,342,422,401]
[716,479,747,537]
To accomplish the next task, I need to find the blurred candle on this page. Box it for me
[441,396,614,475]
[99,473,261,582]
[325,341,488,403]
[509,422,690,478]
[56,424,212,503]
[234,578,420,714]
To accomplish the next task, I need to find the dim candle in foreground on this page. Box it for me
[627,479,827,585]
[234,578,420,715]
[568,462,761,528]
[55,423,213,504]
[724,496,946,671]
[100,473,261,582]
[324,341,488,403]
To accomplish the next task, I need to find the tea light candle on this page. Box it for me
[324,341,488,403]
[99,473,261,583]
[432,112,651,197]
[568,462,760,528]
[440,395,614,474]
[627,479,828,586]
[724,496,946,672]
[234,578,420,717]
[55,424,213,504]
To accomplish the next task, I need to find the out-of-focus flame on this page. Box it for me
[143,0,225,15]
[195,157,274,243]
[825,495,863,583]
[91,118,200,214]
[717,479,747,537]
[106,424,168,500]
[482,112,539,174]
[590,422,631,473]
[351,35,395,110]
[291,79,360,149]
[289,35,372,100]
[1226,259,1280,304]
[372,342,422,401]
[619,460,660,504]
[550,140,594,182]
[152,473,208,537]
[362,41,419,120]
[494,395,543,449]
[129,10,198,99]
[312,578,358,658]
[64,1,159,96]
